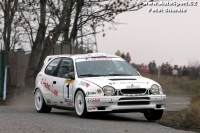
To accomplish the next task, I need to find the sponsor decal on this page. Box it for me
[65,79,74,84]
[87,107,97,110]
[40,78,58,96]
[59,101,63,103]
[97,89,102,94]
[86,92,96,95]
[120,81,145,84]
[64,98,73,102]
[66,103,73,106]
[46,99,51,103]
[88,98,100,103]
[53,101,58,104]
[40,78,51,90]
[79,81,90,88]
[131,84,134,87]
[51,90,58,96]
[126,84,141,88]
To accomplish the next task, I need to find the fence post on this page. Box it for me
[3,66,8,100]
[0,51,1,96]
[0,51,5,96]
[53,46,55,55]
[61,43,63,54]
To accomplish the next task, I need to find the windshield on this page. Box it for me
[75,57,140,77]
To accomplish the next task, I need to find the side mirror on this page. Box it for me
[68,72,75,79]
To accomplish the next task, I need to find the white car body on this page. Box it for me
[34,53,166,121]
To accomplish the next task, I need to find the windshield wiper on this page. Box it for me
[108,74,133,76]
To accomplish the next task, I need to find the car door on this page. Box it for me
[53,58,74,107]
[42,58,62,105]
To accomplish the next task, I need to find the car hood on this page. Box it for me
[82,76,159,89]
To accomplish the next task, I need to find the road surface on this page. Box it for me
[0,95,195,133]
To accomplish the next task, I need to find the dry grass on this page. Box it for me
[181,94,200,131]
[143,74,200,96]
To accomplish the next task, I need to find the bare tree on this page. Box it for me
[0,0,19,52]
[24,0,148,89]
[1,0,149,89]
[0,0,19,86]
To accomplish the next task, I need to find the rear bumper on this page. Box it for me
[85,95,166,112]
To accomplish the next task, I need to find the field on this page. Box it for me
[144,74,200,96]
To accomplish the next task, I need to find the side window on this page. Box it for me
[45,58,61,76]
[57,58,74,78]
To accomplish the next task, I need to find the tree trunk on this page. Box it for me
[25,0,47,90]
[36,36,53,74]
[25,24,47,90]
[36,0,72,73]
[0,0,19,89]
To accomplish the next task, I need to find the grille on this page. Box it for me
[118,101,150,106]
[119,97,150,101]
[120,88,146,94]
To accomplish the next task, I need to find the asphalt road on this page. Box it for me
[0,95,195,133]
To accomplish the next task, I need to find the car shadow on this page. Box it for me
[7,106,151,123]
[51,110,148,123]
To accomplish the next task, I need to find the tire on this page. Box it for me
[34,89,52,113]
[144,109,163,121]
[74,90,88,117]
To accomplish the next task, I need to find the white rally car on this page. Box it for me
[34,53,166,121]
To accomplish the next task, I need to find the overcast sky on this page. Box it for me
[96,3,200,67]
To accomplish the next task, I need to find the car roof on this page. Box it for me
[43,54,71,64]
[44,53,119,64]
[71,53,118,59]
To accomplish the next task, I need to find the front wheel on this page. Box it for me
[34,89,52,113]
[74,90,88,117]
[143,109,163,121]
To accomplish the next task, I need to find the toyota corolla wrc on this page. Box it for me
[34,53,166,121]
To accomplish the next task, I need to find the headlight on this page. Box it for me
[150,84,160,94]
[103,86,115,96]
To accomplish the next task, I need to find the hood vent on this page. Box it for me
[109,79,136,81]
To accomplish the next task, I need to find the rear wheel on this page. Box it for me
[34,89,52,113]
[74,90,88,117]
[144,109,163,121]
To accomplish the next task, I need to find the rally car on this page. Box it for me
[34,53,166,121]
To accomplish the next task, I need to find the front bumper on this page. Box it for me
[85,95,166,112]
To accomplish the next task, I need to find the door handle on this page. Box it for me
[66,84,69,98]
[53,81,56,84]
